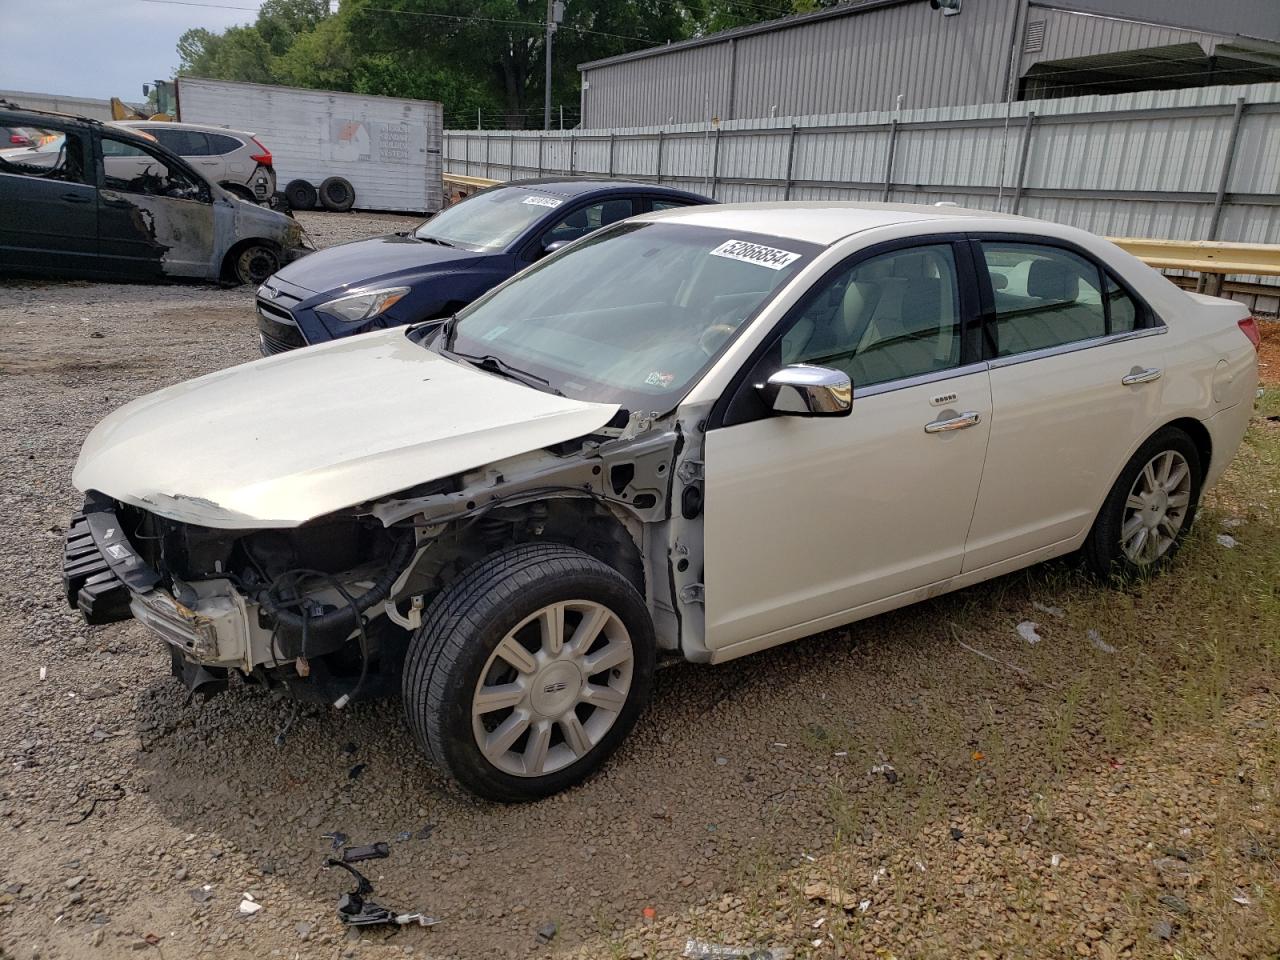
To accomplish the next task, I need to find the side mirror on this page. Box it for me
[541,239,570,257]
[758,364,852,417]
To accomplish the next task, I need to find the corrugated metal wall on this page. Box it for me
[445,81,1280,296]
[577,0,1264,129]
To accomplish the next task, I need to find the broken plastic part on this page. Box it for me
[323,857,438,929]
[341,842,389,863]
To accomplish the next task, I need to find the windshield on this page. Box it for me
[414,185,567,251]
[439,222,819,411]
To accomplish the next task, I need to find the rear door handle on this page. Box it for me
[1121,367,1162,385]
[924,411,982,434]
[62,192,91,204]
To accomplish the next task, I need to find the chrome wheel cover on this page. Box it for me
[472,600,633,778]
[1120,449,1192,565]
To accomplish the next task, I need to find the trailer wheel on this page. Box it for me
[284,179,317,211]
[319,177,355,212]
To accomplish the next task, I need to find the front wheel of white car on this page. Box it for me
[402,543,655,801]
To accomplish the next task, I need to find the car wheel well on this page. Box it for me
[220,238,280,283]
[1162,417,1212,477]
[410,497,645,601]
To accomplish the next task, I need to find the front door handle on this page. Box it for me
[924,411,982,434]
[62,192,91,203]
[1121,367,1162,385]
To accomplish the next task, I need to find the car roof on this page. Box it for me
[631,201,1033,245]
[117,120,253,138]
[503,177,707,201]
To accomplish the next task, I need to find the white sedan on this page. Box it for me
[64,203,1261,800]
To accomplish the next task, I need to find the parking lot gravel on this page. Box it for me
[1,212,1277,960]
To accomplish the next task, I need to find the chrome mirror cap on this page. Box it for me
[761,364,852,417]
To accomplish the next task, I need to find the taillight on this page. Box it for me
[1238,316,1261,351]
[249,136,272,167]
[9,134,28,145]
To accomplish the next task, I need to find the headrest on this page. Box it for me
[1027,258,1079,302]
[564,210,588,229]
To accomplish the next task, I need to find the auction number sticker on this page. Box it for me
[522,195,563,208]
[710,239,801,270]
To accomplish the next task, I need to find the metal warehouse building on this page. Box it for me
[577,0,1280,128]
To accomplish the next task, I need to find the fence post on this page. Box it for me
[1208,96,1247,242]
[710,127,722,200]
[655,130,664,184]
[783,124,798,200]
[1010,110,1036,215]
[537,135,543,177]
[570,133,576,176]
[881,119,899,202]
[484,135,491,179]
[509,135,516,179]
[608,132,615,177]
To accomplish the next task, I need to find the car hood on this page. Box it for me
[73,329,619,529]
[272,234,487,294]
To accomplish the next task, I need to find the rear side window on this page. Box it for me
[206,133,244,155]
[980,242,1138,356]
[650,198,694,212]
[0,130,88,184]
[148,128,210,156]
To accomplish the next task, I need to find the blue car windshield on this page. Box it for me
[414,186,566,251]
[439,221,819,412]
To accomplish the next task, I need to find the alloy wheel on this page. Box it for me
[1120,449,1192,565]
[471,600,634,777]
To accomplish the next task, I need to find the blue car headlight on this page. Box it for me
[317,286,411,323]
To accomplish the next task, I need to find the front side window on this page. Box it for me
[413,186,572,251]
[981,242,1125,356]
[439,223,817,411]
[100,135,206,201]
[780,243,963,388]
[0,130,86,183]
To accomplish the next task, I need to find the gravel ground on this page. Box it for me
[1,214,1278,960]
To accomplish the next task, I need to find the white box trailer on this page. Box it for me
[176,77,443,214]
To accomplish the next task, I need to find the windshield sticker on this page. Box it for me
[644,371,676,388]
[521,195,563,208]
[709,239,801,270]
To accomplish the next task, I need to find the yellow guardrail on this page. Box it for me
[1109,238,1280,277]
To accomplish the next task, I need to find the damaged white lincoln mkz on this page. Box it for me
[64,203,1260,800]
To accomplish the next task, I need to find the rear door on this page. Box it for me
[95,132,217,279]
[962,235,1167,571]
[147,127,223,182]
[0,125,98,273]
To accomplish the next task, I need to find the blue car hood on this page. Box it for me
[273,234,488,293]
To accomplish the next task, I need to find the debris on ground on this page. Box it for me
[348,763,367,780]
[1016,621,1043,645]
[189,885,213,904]
[322,831,349,851]
[803,881,859,910]
[1232,890,1253,906]
[1158,894,1189,914]
[683,939,791,959]
[949,827,965,841]
[870,762,898,784]
[323,859,438,929]
[535,920,558,945]
[1032,602,1066,619]
[65,783,125,826]
[1217,533,1239,548]
[341,842,389,864]
[1087,628,1117,654]
[238,896,262,916]
[39,665,47,681]
[1151,919,1178,941]
[956,639,1030,676]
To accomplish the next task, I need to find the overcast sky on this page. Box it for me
[0,0,266,100]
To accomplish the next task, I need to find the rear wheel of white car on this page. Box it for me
[1084,426,1203,579]
[402,543,655,801]
[231,242,280,285]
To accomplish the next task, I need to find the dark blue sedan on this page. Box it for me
[254,178,711,353]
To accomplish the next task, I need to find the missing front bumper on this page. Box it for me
[62,503,159,624]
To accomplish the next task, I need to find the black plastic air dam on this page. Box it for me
[257,532,416,656]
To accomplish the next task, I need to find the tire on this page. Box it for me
[402,543,655,802]
[284,179,317,211]
[319,176,355,212]
[229,242,280,286]
[1083,426,1203,580]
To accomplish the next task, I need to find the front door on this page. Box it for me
[703,239,992,652]
[96,133,216,279]
[962,237,1167,570]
